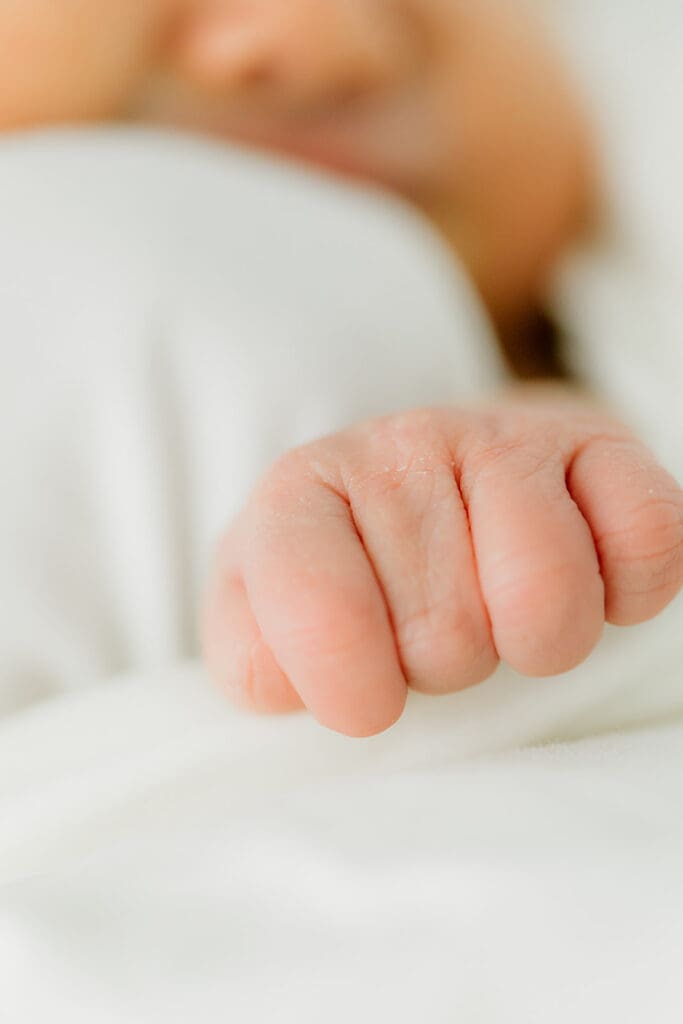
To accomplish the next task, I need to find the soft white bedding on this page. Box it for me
[2,667,683,1023]
[2,2,683,1010]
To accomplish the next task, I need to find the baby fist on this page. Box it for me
[203,404,683,736]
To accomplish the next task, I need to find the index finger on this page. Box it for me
[241,451,407,737]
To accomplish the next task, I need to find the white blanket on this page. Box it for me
[2,9,683,1009]
[2,668,683,1023]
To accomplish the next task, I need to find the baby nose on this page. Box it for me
[172,0,412,107]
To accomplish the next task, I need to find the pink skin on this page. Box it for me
[203,401,683,737]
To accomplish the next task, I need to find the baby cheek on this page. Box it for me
[0,0,166,129]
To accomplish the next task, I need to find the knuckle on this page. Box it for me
[602,494,683,592]
[282,588,382,660]
[460,428,560,499]
[344,410,451,502]
[249,445,346,533]
[490,555,579,603]
[488,562,603,675]
[396,600,496,692]
[257,445,312,500]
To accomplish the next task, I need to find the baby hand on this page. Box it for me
[203,402,683,736]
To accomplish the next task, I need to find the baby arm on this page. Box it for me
[203,399,683,736]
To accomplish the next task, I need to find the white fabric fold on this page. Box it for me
[1,667,682,1023]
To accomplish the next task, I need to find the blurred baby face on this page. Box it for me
[0,1,589,317]
[0,0,169,129]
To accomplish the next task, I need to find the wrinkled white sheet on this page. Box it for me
[2,1,683,1010]
[1,667,683,1023]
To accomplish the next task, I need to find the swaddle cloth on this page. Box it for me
[0,128,500,714]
